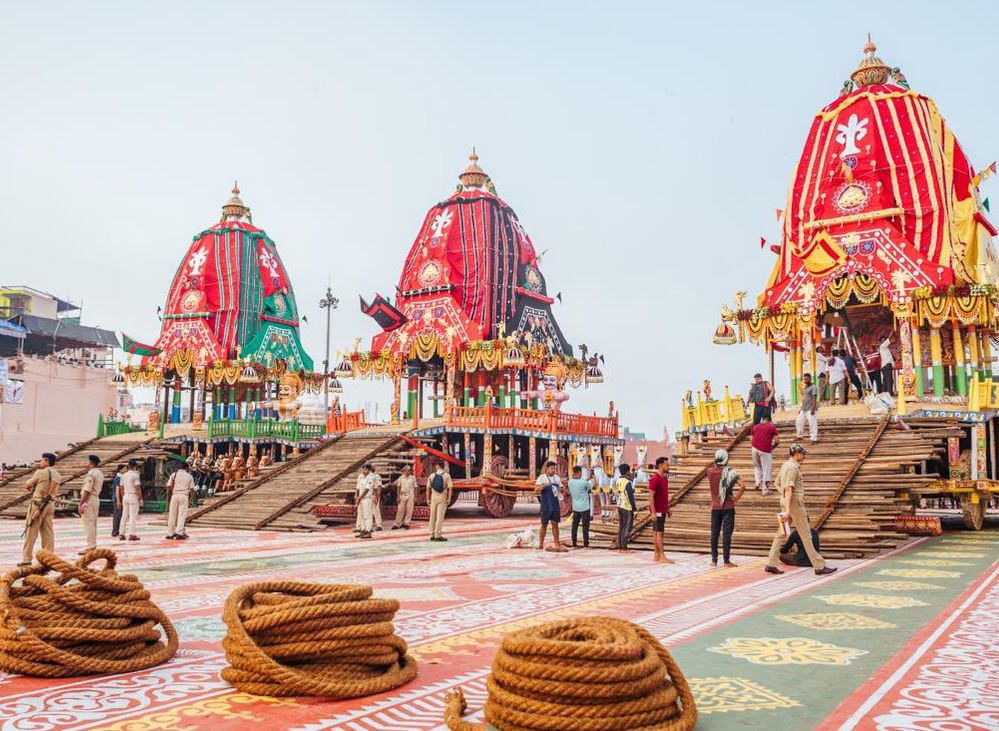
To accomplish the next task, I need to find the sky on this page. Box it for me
[3,1,999,437]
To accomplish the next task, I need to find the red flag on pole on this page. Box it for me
[770,244,780,254]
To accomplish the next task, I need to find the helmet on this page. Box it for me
[713,449,729,465]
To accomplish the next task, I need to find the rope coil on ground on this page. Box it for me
[221,581,418,697]
[0,549,178,677]
[444,616,697,731]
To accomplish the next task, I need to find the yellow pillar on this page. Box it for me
[968,324,980,384]
[930,327,944,397]
[911,323,924,397]
[952,320,967,396]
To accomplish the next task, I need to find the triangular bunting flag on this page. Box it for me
[985,198,990,212]
[775,209,783,221]
[770,244,781,254]
[759,236,767,250]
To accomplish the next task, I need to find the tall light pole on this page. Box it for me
[319,285,339,412]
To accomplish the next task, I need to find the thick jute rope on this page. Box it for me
[0,549,178,677]
[221,581,418,697]
[444,617,697,731]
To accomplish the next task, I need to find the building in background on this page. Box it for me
[620,425,672,468]
[0,286,119,464]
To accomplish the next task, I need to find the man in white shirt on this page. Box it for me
[78,455,104,553]
[120,460,143,541]
[355,464,376,539]
[165,464,195,540]
[828,350,849,405]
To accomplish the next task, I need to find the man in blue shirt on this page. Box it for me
[535,461,567,552]
[568,465,594,548]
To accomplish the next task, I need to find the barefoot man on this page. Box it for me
[648,456,673,563]
[535,461,567,552]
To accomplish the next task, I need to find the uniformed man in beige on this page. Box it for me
[428,463,454,542]
[20,452,62,565]
[78,455,104,553]
[165,464,195,540]
[765,444,836,576]
[391,464,417,529]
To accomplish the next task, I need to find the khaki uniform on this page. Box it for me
[767,458,825,570]
[356,473,375,533]
[80,467,104,549]
[393,474,417,528]
[167,469,194,536]
[428,471,453,539]
[22,466,63,563]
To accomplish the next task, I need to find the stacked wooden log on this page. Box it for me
[186,430,411,532]
[0,437,158,519]
[591,416,960,558]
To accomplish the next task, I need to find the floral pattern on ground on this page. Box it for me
[689,676,802,713]
[707,637,868,666]
[879,568,963,579]
[852,580,943,592]
[919,551,986,559]
[814,594,929,609]
[775,612,896,631]
[470,568,567,581]
[898,558,975,568]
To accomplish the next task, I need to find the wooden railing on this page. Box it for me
[445,404,618,438]
[326,410,366,435]
[206,418,327,442]
[96,417,142,438]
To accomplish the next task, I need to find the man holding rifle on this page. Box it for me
[20,452,62,566]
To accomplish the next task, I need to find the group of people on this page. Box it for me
[708,441,836,575]
[19,453,146,566]
[185,450,272,493]
[352,462,454,541]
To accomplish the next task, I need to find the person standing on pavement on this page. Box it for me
[614,464,638,552]
[165,464,194,540]
[428,463,453,542]
[750,413,780,495]
[648,457,673,563]
[392,464,417,530]
[370,466,384,532]
[748,373,774,425]
[796,373,819,443]
[20,453,62,566]
[764,444,836,576]
[79,455,103,553]
[354,464,376,539]
[568,465,593,548]
[536,461,567,552]
[120,460,143,541]
[707,449,745,567]
[110,464,126,537]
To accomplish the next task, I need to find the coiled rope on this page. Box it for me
[0,548,178,677]
[221,581,418,697]
[444,617,697,731]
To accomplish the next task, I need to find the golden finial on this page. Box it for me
[222,181,249,221]
[459,148,487,189]
[851,34,890,88]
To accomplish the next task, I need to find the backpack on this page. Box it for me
[430,473,446,493]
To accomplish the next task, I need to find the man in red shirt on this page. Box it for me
[750,414,780,495]
[648,456,673,564]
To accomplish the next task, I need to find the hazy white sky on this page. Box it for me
[3,1,998,435]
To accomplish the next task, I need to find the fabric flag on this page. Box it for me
[769,244,781,254]
[122,334,162,357]
[775,209,783,221]
[985,198,990,212]
[759,236,767,250]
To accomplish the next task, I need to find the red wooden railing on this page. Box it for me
[445,404,618,439]
[326,410,366,435]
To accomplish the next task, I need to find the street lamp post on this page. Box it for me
[319,285,339,412]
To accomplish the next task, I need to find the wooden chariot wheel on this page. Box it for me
[480,456,516,518]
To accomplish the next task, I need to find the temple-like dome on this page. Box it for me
[365,151,571,357]
[138,185,313,371]
[761,39,999,311]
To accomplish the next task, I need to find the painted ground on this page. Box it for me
[1,514,996,731]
